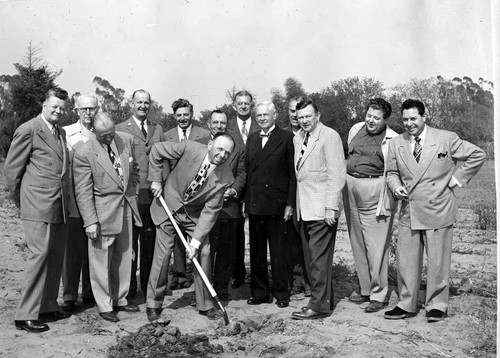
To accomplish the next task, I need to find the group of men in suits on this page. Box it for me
[5,85,486,332]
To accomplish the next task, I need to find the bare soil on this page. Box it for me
[0,160,496,358]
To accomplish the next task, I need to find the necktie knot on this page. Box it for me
[260,132,269,138]
[415,136,421,143]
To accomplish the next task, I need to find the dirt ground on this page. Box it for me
[0,160,496,358]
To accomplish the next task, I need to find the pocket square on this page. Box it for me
[129,156,133,162]
[437,151,448,159]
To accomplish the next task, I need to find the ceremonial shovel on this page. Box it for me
[158,196,230,325]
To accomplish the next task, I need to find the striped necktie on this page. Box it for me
[107,144,124,183]
[296,132,310,170]
[413,136,422,163]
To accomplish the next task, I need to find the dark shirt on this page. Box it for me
[346,127,385,176]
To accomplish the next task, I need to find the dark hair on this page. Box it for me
[296,97,318,113]
[401,99,425,116]
[366,98,392,119]
[212,131,234,146]
[132,89,151,101]
[45,87,69,101]
[234,90,253,103]
[172,98,193,114]
[210,109,227,119]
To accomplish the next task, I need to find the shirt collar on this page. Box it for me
[260,124,275,136]
[133,115,147,128]
[412,125,427,143]
[178,124,192,138]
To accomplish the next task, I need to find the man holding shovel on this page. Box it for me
[146,133,235,321]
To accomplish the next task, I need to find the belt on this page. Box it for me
[347,172,382,179]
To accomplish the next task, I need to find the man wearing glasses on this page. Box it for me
[61,93,99,312]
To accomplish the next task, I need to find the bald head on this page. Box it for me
[94,112,115,145]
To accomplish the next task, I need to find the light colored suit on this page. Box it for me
[73,132,142,313]
[5,115,70,320]
[294,122,345,313]
[116,117,165,293]
[386,125,486,313]
[147,140,234,311]
[344,122,398,302]
[62,121,95,303]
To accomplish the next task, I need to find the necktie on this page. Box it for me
[260,132,269,148]
[296,132,310,170]
[107,144,124,183]
[51,125,60,142]
[140,121,147,139]
[181,129,187,142]
[413,136,422,163]
[241,120,248,144]
[184,162,211,201]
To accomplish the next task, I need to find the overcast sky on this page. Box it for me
[0,0,493,115]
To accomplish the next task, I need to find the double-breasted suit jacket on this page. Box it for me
[73,132,142,235]
[116,117,165,204]
[5,115,70,320]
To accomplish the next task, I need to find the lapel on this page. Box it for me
[35,116,63,160]
[398,133,417,175]
[124,117,147,143]
[296,124,320,172]
[409,127,439,191]
[146,121,156,143]
[94,140,124,189]
[252,127,283,170]
[248,118,259,134]
[115,134,130,189]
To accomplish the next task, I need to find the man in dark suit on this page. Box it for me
[291,97,346,320]
[73,113,142,322]
[116,89,165,298]
[163,98,209,290]
[226,90,259,288]
[62,93,98,312]
[146,133,235,321]
[202,110,246,300]
[384,99,486,322]
[245,100,296,308]
[5,88,71,332]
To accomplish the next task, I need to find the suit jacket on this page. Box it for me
[73,132,142,235]
[64,121,95,218]
[199,133,246,219]
[164,125,210,170]
[347,122,398,216]
[116,117,165,204]
[386,126,486,230]
[227,116,259,145]
[5,115,70,223]
[294,122,345,221]
[245,126,296,216]
[148,140,235,243]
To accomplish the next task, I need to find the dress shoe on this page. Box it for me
[427,309,446,322]
[304,289,312,297]
[384,306,415,320]
[247,296,271,305]
[113,304,140,312]
[39,311,71,322]
[292,308,330,320]
[199,308,221,320]
[82,297,95,306]
[146,307,162,322]
[365,300,387,313]
[349,293,370,304]
[100,311,119,323]
[276,299,289,308]
[231,277,244,289]
[15,320,50,333]
[63,301,77,312]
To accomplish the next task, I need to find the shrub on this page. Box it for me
[473,203,496,230]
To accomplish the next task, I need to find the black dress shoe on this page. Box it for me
[39,311,71,322]
[199,308,221,320]
[365,300,387,313]
[82,297,95,306]
[348,293,370,304]
[63,301,77,312]
[231,277,244,289]
[100,311,119,322]
[276,299,289,308]
[146,307,162,322]
[384,306,415,320]
[427,309,446,322]
[292,308,330,320]
[247,296,271,305]
[15,320,50,333]
[114,303,140,312]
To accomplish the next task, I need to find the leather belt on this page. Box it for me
[347,172,382,179]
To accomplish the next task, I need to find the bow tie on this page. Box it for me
[260,132,270,138]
